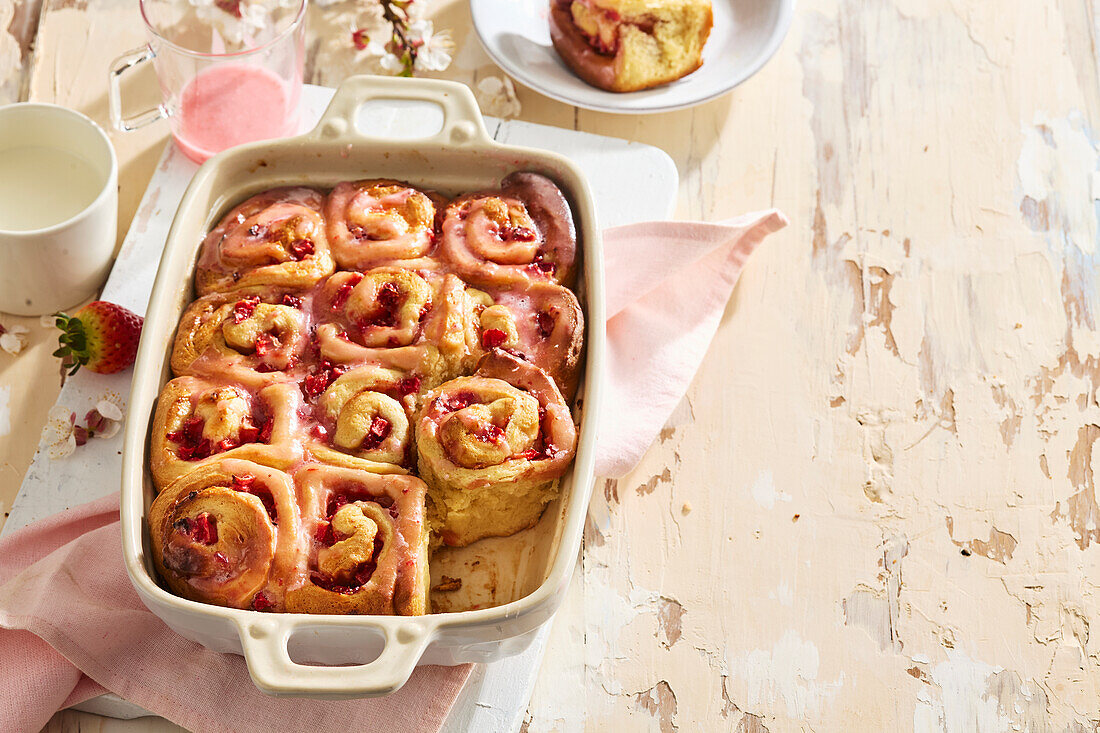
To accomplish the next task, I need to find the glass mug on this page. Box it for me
[109,0,307,163]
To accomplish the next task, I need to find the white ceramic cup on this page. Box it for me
[0,103,118,316]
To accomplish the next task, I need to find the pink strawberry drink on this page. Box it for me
[174,63,299,163]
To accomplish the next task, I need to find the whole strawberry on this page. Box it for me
[54,301,144,375]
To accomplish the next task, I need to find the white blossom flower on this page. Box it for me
[39,393,125,459]
[0,324,28,355]
[413,24,453,73]
[239,1,270,37]
[40,314,57,328]
[91,395,125,440]
[42,406,76,459]
[97,397,124,422]
[186,0,273,47]
[476,76,522,119]
[379,52,405,73]
[350,10,389,59]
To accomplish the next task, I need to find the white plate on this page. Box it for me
[471,0,796,114]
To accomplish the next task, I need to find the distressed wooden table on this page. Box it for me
[3,0,1100,730]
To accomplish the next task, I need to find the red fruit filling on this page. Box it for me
[474,423,505,443]
[301,361,347,399]
[281,294,302,308]
[230,474,255,490]
[176,438,212,461]
[215,437,239,453]
[528,253,556,275]
[326,494,349,517]
[230,473,277,523]
[257,416,274,443]
[481,328,507,349]
[250,592,274,611]
[501,225,537,242]
[398,375,422,396]
[535,311,556,338]
[311,424,329,441]
[174,512,218,545]
[331,273,364,311]
[359,417,392,451]
[315,520,335,546]
[253,332,277,357]
[237,423,259,444]
[440,390,479,413]
[231,296,260,324]
[309,533,385,594]
[367,281,403,328]
[287,238,315,261]
[168,415,211,460]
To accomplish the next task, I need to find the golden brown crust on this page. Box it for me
[196,187,334,296]
[550,0,713,93]
[550,2,623,91]
[325,179,443,271]
[438,172,578,290]
[415,350,578,547]
[150,377,304,490]
[311,268,470,387]
[170,287,311,388]
[465,282,585,402]
[285,465,430,615]
[149,459,306,611]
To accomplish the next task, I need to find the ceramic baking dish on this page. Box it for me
[120,76,604,698]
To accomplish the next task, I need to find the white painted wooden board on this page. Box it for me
[3,84,677,731]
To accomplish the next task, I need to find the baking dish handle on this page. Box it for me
[237,617,432,697]
[305,75,493,147]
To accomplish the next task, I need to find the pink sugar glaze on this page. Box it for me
[175,63,299,164]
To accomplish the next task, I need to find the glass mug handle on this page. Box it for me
[108,45,168,132]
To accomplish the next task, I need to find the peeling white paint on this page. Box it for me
[727,631,844,719]
[769,580,794,607]
[749,470,792,509]
[1018,113,1099,255]
[0,1,23,102]
[909,651,1055,733]
[915,652,1007,733]
[0,385,10,437]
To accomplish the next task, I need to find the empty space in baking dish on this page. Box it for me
[135,145,594,618]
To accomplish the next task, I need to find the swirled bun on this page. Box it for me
[415,350,577,547]
[196,187,333,295]
[549,0,713,93]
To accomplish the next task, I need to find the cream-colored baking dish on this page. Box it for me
[120,76,604,698]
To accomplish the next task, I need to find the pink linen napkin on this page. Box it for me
[0,494,470,733]
[597,209,788,476]
[0,209,785,731]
